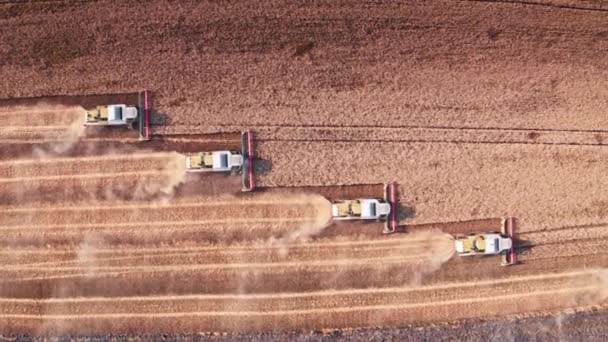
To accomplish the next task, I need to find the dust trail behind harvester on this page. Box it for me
[0,191,334,247]
[129,152,187,200]
[0,104,85,152]
[33,116,86,156]
[274,194,333,243]
[316,230,455,290]
[399,230,455,285]
[0,104,84,126]
[0,152,188,206]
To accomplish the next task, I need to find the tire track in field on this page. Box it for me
[176,124,608,146]
[516,223,608,261]
[520,238,608,261]
[519,223,608,243]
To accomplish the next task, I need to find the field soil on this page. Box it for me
[0,0,607,338]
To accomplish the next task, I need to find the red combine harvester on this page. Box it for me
[330,183,399,234]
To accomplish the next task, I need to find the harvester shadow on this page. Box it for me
[255,159,272,177]
[514,239,534,256]
[398,204,416,221]
[146,91,169,126]
[0,91,140,108]
[390,182,415,234]
[151,110,169,126]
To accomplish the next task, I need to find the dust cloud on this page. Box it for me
[30,105,86,158]
[37,230,104,335]
[260,193,332,258]
[129,152,188,200]
[76,233,105,277]
[280,194,333,242]
[585,269,608,303]
[403,230,455,285]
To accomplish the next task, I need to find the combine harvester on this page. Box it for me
[453,217,517,266]
[331,183,398,233]
[83,90,150,140]
[184,130,255,192]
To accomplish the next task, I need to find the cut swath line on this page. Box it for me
[0,170,173,183]
[0,138,134,144]
[0,137,239,144]
[219,123,608,134]
[0,153,178,166]
[0,269,602,303]
[5,255,437,281]
[520,225,608,241]
[4,245,420,270]
[4,240,427,268]
[0,286,602,318]
[0,108,81,116]
[0,125,73,131]
[0,236,428,254]
[0,217,321,231]
[0,199,328,213]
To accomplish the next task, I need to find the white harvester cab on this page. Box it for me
[84,104,138,126]
[185,151,243,172]
[107,105,138,124]
[454,233,512,256]
[332,199,391,220]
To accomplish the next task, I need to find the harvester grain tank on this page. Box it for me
[185,151,243,172]
[84,104,137,125]
[454,217,517,266]
[184,130,255,192]
[331,183,398,233]
[82,90,150,140]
